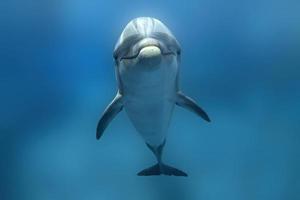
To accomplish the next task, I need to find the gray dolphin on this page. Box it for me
[96,17,210,176]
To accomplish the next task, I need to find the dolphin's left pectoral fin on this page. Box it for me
[176,91,211,122]
[96,92,123,140]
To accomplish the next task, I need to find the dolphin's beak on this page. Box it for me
[137,46,162,67]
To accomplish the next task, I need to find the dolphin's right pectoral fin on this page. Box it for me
[176,91,211,122]
[96,92,123,140]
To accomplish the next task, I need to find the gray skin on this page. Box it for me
[96,17,210,176]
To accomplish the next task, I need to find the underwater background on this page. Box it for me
[1,0,300,199]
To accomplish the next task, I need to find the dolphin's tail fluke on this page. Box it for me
[137,163,187,176]
[139,140,187,176]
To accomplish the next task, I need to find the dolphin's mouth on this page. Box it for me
[120,45,170,61]
[119,39,177,61]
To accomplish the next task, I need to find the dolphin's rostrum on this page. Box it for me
[96,17,210,176]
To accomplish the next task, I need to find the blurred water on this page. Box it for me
[1,0,300,199]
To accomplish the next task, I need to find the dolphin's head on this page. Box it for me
[114,17,181,72]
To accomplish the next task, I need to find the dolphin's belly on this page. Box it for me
[124,93,175,146]
[121,65,177,146]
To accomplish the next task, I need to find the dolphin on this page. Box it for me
[96,17,210,176]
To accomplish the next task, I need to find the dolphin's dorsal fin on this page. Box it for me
[96,92,123,139]
[176,91,211,122]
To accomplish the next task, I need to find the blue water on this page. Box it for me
[1,0,300,199]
